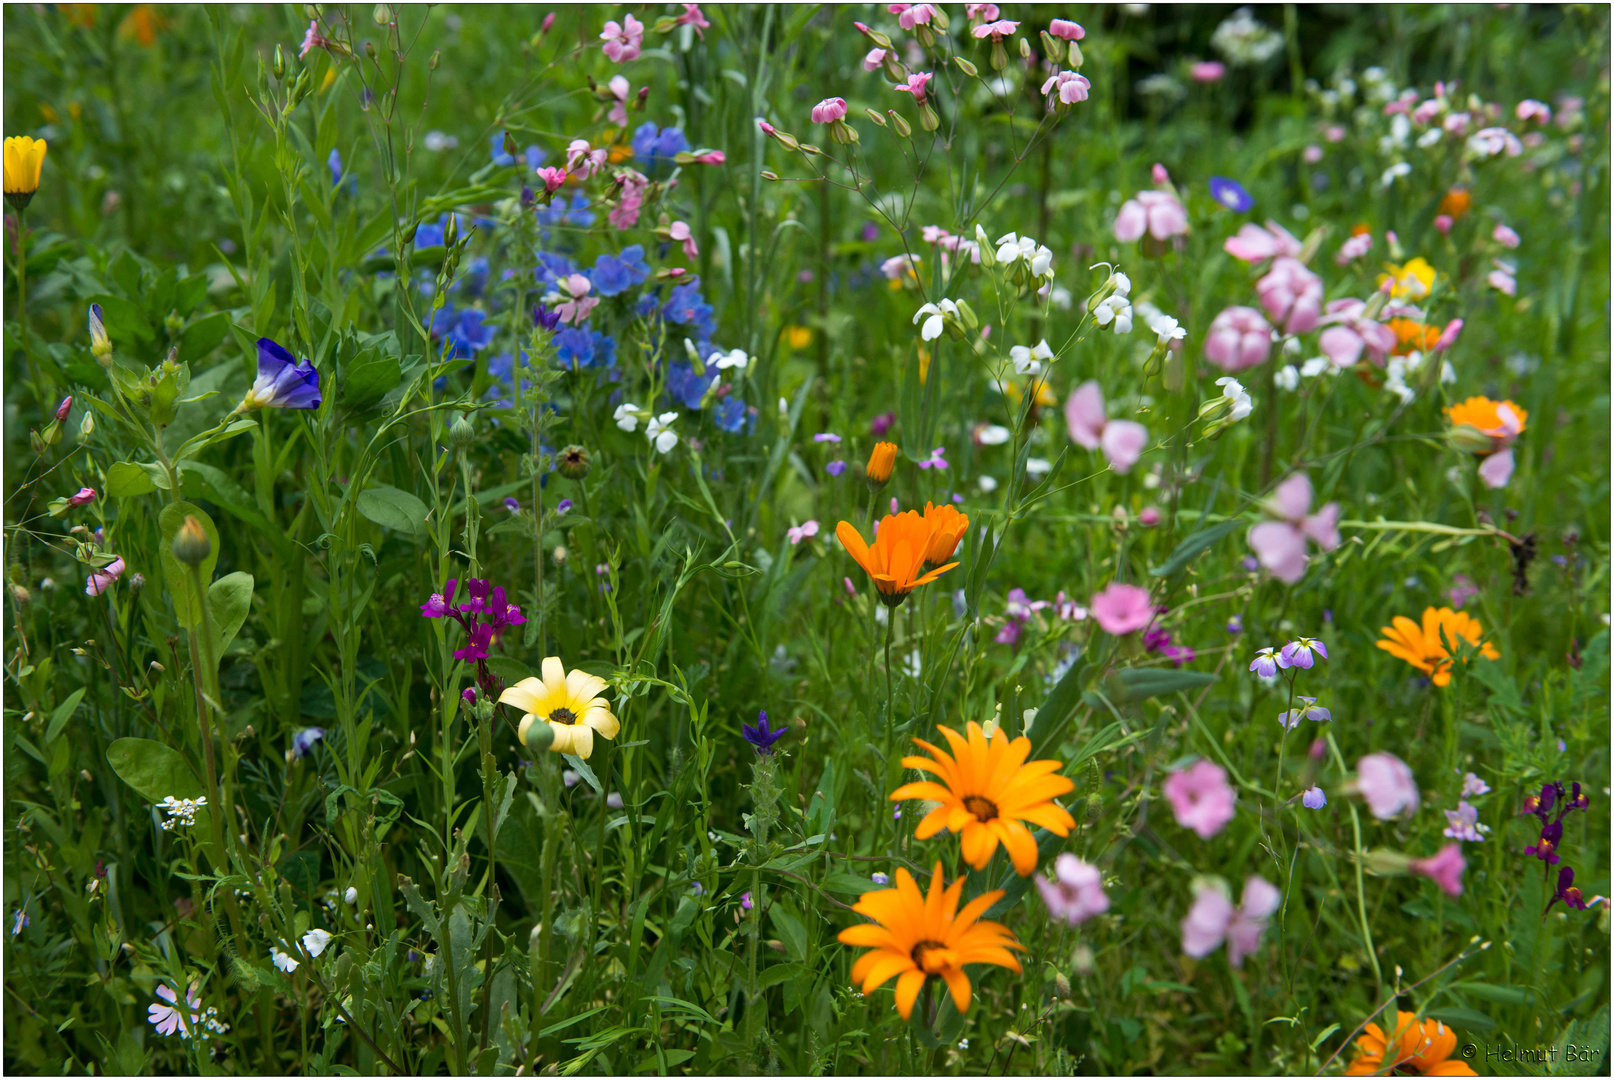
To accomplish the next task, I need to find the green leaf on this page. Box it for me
[341,349,402,410]
[1108,667,1218,703]
[1450,981,1535,1006]
[562,754,603,795]
[106,737,204,803]
[45,688,86,744]
[178,312,231,362]
[1426,1007,1496,1033]
[105,461,158,498]
[207,572,254,667]
[1150,518,1245,577]
[158,502,220,629]
[355,484,429,535]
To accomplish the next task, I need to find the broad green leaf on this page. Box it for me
[105,461,158,498]
[356,484,429,535]
[207,572,254,667]
[178,311,231,362]
[341,349,402,410]
[1108,667,1219,703]
[45,688,86,744]
[1426,1007,1496,1033]
[158,502,220,629]
[106,737,205,803]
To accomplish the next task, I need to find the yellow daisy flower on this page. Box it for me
[499,657,619,759]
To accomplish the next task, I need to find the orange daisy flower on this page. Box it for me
[892,722,1075,876]
[920,502,968,568]
[1438,188,1472,219]
[1387,317,1442,356]
[1445,396,1528,438]
[836,509,963,606]
[837,862,1024,1020]
[1376,606,1499,687]
[1345,1011,1477,1076]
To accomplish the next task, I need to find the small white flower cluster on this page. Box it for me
[157,795,207,831]
[1200,377,1254,435]
[1384,351,1455,405]
[993,231,1055,288]
[613,404,680,454]
[1092,270,1133,334]
[1209,7,1284,66]
[913,297,976,342]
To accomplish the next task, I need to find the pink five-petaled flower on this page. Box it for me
[895,72,933,106]
[1411,843,1466,897]
[810,97,848,124]
[668,220,698,259]
[1035,854,1109,927]
[1224,877,1282,966]
[1041,71,1091,106]
[1048,18,1084,39]
[1202,305,1272,372]
[971,18,1019,39]
[148,982,203,1038]
[1090,582,1153,636]
[536,167,567,194]
[1114,189,1188,243]
[1180,877,1283,965]
[565,139,608,179]
[86,556,125,597]
[553,274,598,325]
[600,14,644,63]
[1246,472,1340,584]
[68,486,96,507]
[1356,752,1420,819]
[1064,381,1148,474]
[1163,760,1238,839]
[675,3,710,38]
[787,520,820,545]
[1317,298,1398,369]
[1255,257,1323,334]
[1223,220,1303,264]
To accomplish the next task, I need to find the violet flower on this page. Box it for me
[1442,800,1490,842]
[243,338,322,411]
[1208,176,1253,213]
[1547,866,1588,912]
[1248,646,1282,678]
[743,710,787,754]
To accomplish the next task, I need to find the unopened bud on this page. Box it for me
[1054,972,1071,998]
[172,515,211,567]
[273,44,287,81]
[448,415,476,451]
[1069,40,1084,68]
[954,55,978,78]
[864,107,887,127]
[55,396,73,423]
[444,213,458,249]
[365,40,377,60]
[372,3,389,26]
[429,49,440,71]
[552,545,567,565]
[557,445,592,480]
[888,110,911,138]
[1446,424,1495,454]
[80,411,95,438]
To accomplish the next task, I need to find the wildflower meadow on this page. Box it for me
[4,3,1612,1075]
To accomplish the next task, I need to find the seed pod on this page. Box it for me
[864,107,887,127]
[448,416,476,451]
[273,44,287,81]
[557,445,592,480]
[888,110,911,138]
[365,40,377,61]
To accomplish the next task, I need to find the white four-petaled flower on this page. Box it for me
[613,403,641,432]
[646,412,680,454]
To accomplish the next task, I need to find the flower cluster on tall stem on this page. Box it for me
[419,577,526,700]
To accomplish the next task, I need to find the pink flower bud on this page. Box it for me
[54,396,72,422]
[1048,18,1084,40]
[810,97,848,125]
[541,12,555,33]
[1152,162,1171,186]
[1433,213,1453,236]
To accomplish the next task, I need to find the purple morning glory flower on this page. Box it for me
[555,499,573,515]
[743,710,787,754]
[1302,785,1327,809]
[1209,176,1254,212]
[825,460,847,477]
[292,727,326,758]
[243,338,323,410]
[1249,646,1281,678]
[1279,636,1327,669]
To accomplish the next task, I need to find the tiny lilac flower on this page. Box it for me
[1461,772,1491,798]
[740,891,754,911]
[1249,647,1281,678]
[1226,615,1243,635]
[917,446,948,470]
[555,499,573,515]
[786,521,820,545]
[1278,696,1331,729]
[1302,786,1327,809]
[292,727,325,758]
[504,497,520,513]
[1163,760,1238,839]
[1442,800,1490,843]
[825,460,847,477]
[813,432,842,443]
[1279,636,1327,669]
[871,872,890,886]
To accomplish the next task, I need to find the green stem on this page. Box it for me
[1329,732,1384,996]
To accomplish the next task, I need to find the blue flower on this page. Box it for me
[490,132,515,167]
[427,301,459,341]
[618,244,651,284]
[742,710,787,754]
[1302,785,1327,810]
[244,338,322,410]
[415,222,446,248]
[536,193,594,228]
[635,291,662,318]
[632,123,690,176]
[554,326,596,369]
[458,255,490,298]
[591,253,636,297]
[664,281,715,339]
[592,331,618,369]
[292,727,326,758]
[1209,176,1254,213]
[667,362,715,409]
[444,309,496,359]
[328,148,344,186]
[524,145,547,171]
[714,397,749,433]
[534,251,577,290]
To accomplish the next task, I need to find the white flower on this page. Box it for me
[1416,128,1444,148]
[422,130,459,152]
[975,424,1011,446]
[271,948,300,973]
[1299,356,1333,378]
[978,474,999,493]
[1093,294,1133,334]
[1274,364,1300,391]
[1380,161,1412,188]
[995,232,1055,279]
[1150,314,1186,344]
[344,887,358,905]
[1467,126,1522,159]
[613,403,641,432]
[778,396,789,417]
[1107,270,1132,297]
[1210,7,1284,66]
[302,928,333,958]
[1215,376,1253,420]
[646,412,680,454]
[713,348,751,372]
[1009,339,1053,375]
[1049,285,1073,310]
[913,299,961,341]
[1026,457,1053,476]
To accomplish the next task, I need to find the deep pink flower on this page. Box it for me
[1223,220,1302,264]
[1114,189,1188,243]
[1432,318,1464,353]
[1191,60,1226,83]
[1164,760,1238,839]
[1246,472,1340,584]
[1090,582,1154,635]
[536,167,567,194]
[1255,257,1323,334]
[86,556,125,597]
[1357,752,1420,819]
[1048,18,1084,40]
[1036,854,1109,926]
[668,220,699,259]
[895,72,933,106]
[1202,306,1272,372]
[600,14,644,63]
[1411,843,1466,897]
[690,150,726,165]
[609,171,649,230]
[863,47,888,71]
[1064,381,1148,474]
[1318,298,1397,368]
[67,486,96,507]
[675,3,710,38]
[811,97,848,124]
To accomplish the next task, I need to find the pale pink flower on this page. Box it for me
[1151,162,1171,186]
[1246,472,1340,584]
[86,556,125,597]
[1324,124,1347,142]
[895,72,934,106]
[675,3,710,38]
[1492,223,1521,248]
[1411,843,1466,897]
[1432,318,1464,353]
[965,3,1001,21]
[1190,60,1225,83]
[1064,381,1148,474]
[1303,144,1323,163]
[1041,71,1091,105]
[606,74,631,125]
[892,3,938,29]
[1256,257,1323,334]
[1224,221,1302,265]
[1225,876,1282,967]
[971,18,1019,39]
[690,150,726,166]
[1515,98,1552,124]
[147,982,202,1038]
[600,14,644,63]
[1488,258,1517,296]
[787,520,820,545]
[1090,582,1154,636]
[565,139,608,179]
[1412,98,1443,126]
[863,47,888,72]
[536,167,568,194]
[1048,18,1084,39]
[1036,855,1109,926]
[1181,883,1235,958]
[1442,112,1472,137]
[1114,189,1188,243]
[1334,232,1373,266]
[1469,126,1522,158]
[553,275,598,325]
[1202,306,1272,372]
[668,220,699,259]
[1164,760,1238,839]
[811,97,848,124]
[1356,752,1419,819]
[609,171,649,230]
[1317,298,1397,368]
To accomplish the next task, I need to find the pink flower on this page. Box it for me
[67,487,96,507]
[1181,884,1235,958]
[1246,472,1340,584]
[1356,752,1420,819]
[1090,582,1154,636]
[1048,18,1084,40]
[965,3,1001,20]
[863,47,888,71]
[1040,71,1091,105]
[147,982,203,1038]
[1225,876,1282,967]
[1151,162,1171,186]
[1064,381,1148,474]
[1223,221,1302,264]
[609,171,649,230]
[895,72,933,106]
[1492,223,1521,248]
[1432,318,1463,353]
[1255,257,1323,334]
[1317,298,1396,368]
[787,520,820,545]
[1477,448,1515,489]
[1303,144,1323,163]
[1190,60,1225,82]
[86,556,125,597]
[1488,259,1517,296]
[553,274,598,325]
[600,14,644,63]
[606,74,631,125]
[1469,126,1522,157]
[675,3,710,38]
[565,139,607,179]
[897,3,939,29]
[1202,306,1272,372]
[1114,189,1188,243]
[1035,854,1109,926]
[1515,98,1552,124]
[1433,213,1454,236]
[668,220,698,260]
[690,149,726,166]
[971,18,1019,39]
[1411,843,1466,897]
[1324,124,1346,142]
[536,167,567,194]
[1163,760,1238,839]
[811,97,848,124]
[1334,232,1373,266]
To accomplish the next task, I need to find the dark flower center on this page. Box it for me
[963,795,999,823]
[910,940,947,970]
[548,707,577,725]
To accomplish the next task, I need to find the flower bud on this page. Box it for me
[557,445,592,480]
[172,516,211,567]
[864,108,887,127]
[273,44,287,81]
[444,213,458,249]
[919,103,941,131]
[365,40,377,60]
[1069,40,1084,68]
[521,716,555,752]
[1054,972,1071,998]
[372,3,390,25]
[88,304,113,364]
[402,221,418,245]
[448,415,476,451]
[129,572,145,594]
[1446,424,1495,455]
[428,49,440,71]
[865,441,898,487]
[954,55,978,78]
[1361,848,1414,877]
[888,110,911,138]
[552,545,567,565]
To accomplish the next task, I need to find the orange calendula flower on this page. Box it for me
[1376,607,1499,687]
[1437,188,1472,219]
[117,3,165,47]
[1345,1011,1477,1076]
[1446,396,1528,438]
[837,862,1024,1020]
[786,325,813,349]
[892,721,1075,875]
[920,501,968,568]
[836,509,963,606]
[1350,222,1373,237]
[866,441,899,485]
[1387,317,1442,356]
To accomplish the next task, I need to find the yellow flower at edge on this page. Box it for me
[1376,606,1499,687]
[4,137,48,205]
[892,721,1075,876]
[786,325,813,349]
[837,862,1024,1020]
[1345,1011,1476,1076]
[499,657,620,759]
[1378,256,1437,300]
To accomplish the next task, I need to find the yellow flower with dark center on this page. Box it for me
[4,137,48,206]
[1378,256,1437,299]
[837,862,1024,1020]
[892,721,1075,875]
[499,657,620,759]
[1345,1011,1476,1076]
[1376,606,1499,687]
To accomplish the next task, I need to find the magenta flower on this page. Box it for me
[536,167,567,194]
[1040,71,1091,106]
[1317,298,1398,369]
[675,3,710,38]
[862,47,888,71]
[811,97,848,124]
[1035,854,1109,926]
[86,556,125,597]
[1090,582,1153,635]
[1164,761,1238,839]
[609,170,649,230]
[971,18,1019,39]
[1410,843,1466,897]
[599,14,644,63]
[1064,381,1149,474]
[1114,189,1188,243]
[67,486,96,507]
[1202,305,1272,372]
[1048,18,1084,40]
[917,446,948,470]
[895,72,933,106]
[1356,752,1420,819]
[420,577,458,617]
[1223,221,1301,265]
[1190,60,1226,82]
[1547,866,1588,913]
[1246,473,1340,584]
[1255,257,1323,334]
